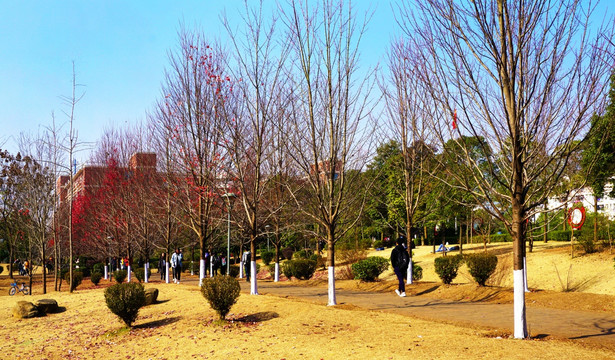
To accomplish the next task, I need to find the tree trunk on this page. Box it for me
[326,232,336,306]
[594,195,598,245]
[250,234,258,295]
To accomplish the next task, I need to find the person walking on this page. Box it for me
[390,237,410,297]
[171,248,183,284]
[242,250,251,282]
[158,253,166,280]
[220,255,227,276]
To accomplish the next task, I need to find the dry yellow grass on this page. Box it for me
[1,241,614,359]
[1,282,614,360]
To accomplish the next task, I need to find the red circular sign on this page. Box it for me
[568,206,586,230]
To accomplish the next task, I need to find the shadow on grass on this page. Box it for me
[234,311,279,323]
[415,285,439,296]
[134,316,182,329]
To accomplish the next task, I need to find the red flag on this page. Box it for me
[452,109,458,130]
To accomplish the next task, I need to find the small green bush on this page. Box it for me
[281,247,294,261]
[90,272,102,285]
[373,240,384,249]
[465,252,498,286]
[412,263,423,281]
[282,259,317,280]
[104,283,146,327]
[229,265,240,278]
[200,275,241,320]
[113,270,127,284]
[293,249,308,259]
[64,271,83,291]
[260,250,274,265]
[549,230,570,242]
[92,263,105,275]
[577,231,597,254]
[134,267,151,283]
[434,255,463,285]
[351,257,389,282]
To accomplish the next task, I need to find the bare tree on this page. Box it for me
[282,0,375,305]
[381,38,438,284]
[398,0,613,338]
[152,29,229,286]
[221,0,290,295]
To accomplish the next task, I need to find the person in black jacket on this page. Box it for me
[390,237,410,297]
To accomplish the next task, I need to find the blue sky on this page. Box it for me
[0,0,397,163]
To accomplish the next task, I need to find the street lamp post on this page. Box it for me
[221,193,236,275]
[265,225,270,251]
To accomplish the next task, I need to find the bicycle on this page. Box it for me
[9,281,30,296]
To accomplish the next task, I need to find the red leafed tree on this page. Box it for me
[152,29,232,285]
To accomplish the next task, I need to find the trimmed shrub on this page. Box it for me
[373,240,384,249]
[352,257,389,282]
[64,271,83,291]
[412,263,423,281]
[488,233,512,243]
[577,231,597,254]
[92,263,105,275]
[200,275,241,320]
[281,247,294,261]
[104,283,146,327]
[134,267,151,283]
[113,270,127,284]
[260,250,274,266]
[294,249,313,260]
[90,272,102,285]
[465,252,498,286]
[434,255,463,285]
[549,230,570,242]
[229,265,240,278]
[282,259,317,280]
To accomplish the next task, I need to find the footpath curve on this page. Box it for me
[237,280,615,349]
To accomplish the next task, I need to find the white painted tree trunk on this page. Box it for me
[165,263,170,283]
[210,261,214,278]
[144,263,149,283]
[513,269,528,338]
[406,258,413,285]
[250,261,258,295]
[104,265,108,280]
[274,262,280,282]
[127,265,131,283]
[523,257,529,292]
[199,259,206,286]
[328,266,337,306]
[239,260,244,278]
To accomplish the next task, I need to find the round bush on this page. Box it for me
[104,283,146,327]
[260,250,274,265]
[90,272,102,286]
[351,256,389,282]
[92,263,105,275]
[64,271,83,291]
[412,263,423,281]
[283,259,317,280]
[134,267,151,283]
[434,255,463,285]
[373,240,384,249]
[113,270,127,284]
[465,252,498,286]
[228,265,240,278]
[200,275,241,320]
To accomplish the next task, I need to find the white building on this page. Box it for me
[547,183,615,219]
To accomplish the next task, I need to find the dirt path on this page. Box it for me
[234,280,615,349]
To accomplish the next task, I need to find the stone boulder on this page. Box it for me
[36,299,59,314]
[13,301,39,319]
[144,288,159,305]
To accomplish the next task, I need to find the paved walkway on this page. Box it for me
[237,280,615,348]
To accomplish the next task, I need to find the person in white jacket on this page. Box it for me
[171,248,183,284]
